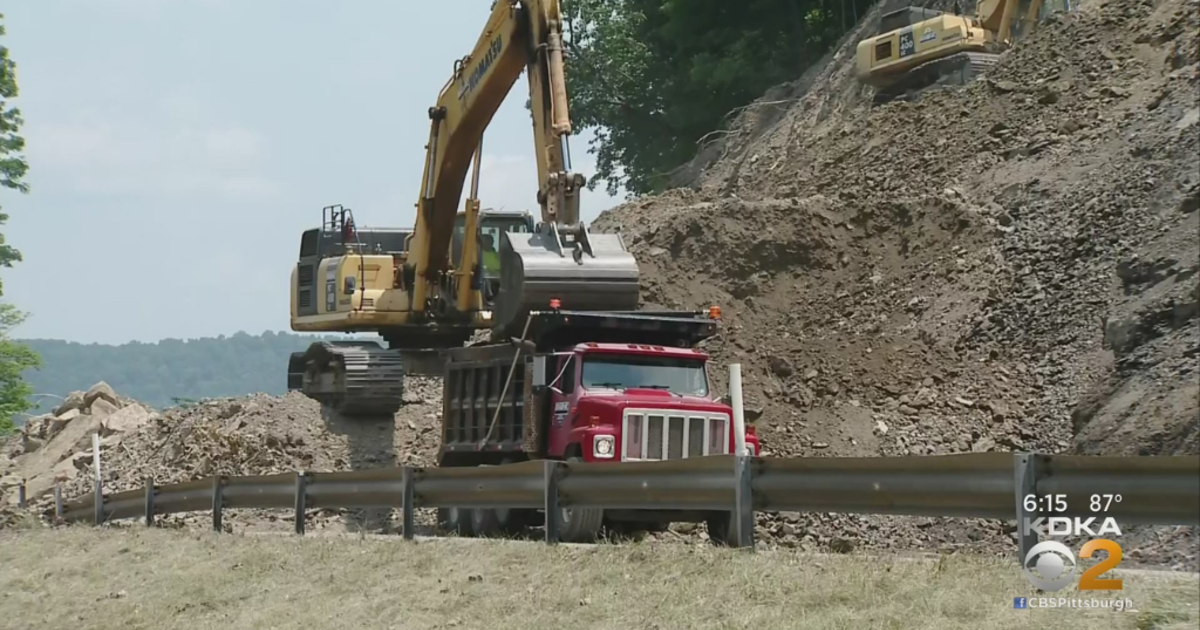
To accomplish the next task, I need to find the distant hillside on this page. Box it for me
[18,331,362,413]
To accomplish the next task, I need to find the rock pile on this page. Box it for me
[2,382,155,506]
[51,377,444,503]
[0,378,447,534]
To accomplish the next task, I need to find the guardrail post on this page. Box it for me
[294,471,308,536]
[543,460,564,545]
[144,477,155,527]
[1014,453,1040,564]
[54,483,63,522]
[93,479,104,526]
[401,466,416,541]
[16,479,25,509]
[734,455,755,549]
[211,476,225,533]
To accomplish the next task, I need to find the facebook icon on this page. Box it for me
[1014,598,1027,609]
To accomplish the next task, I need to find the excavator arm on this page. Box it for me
[406,0,635,334]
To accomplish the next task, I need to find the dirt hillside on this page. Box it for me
[594,0,1199,462]
[590,0,1198,565]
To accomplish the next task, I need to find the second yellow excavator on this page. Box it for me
[285,0,641,415]
[855,0,1060,102]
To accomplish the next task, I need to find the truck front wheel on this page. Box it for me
[557,456,603,543]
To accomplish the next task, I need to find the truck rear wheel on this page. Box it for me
[557,456,604,543]
[470,458,525,537]
[471,506,502,537]
[438,507,473,537]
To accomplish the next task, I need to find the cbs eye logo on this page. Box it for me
[1022,540,1124,591]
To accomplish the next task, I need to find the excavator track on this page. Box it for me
[287,341,406,417]
[873,51,999,104]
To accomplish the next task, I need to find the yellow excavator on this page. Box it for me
[855,0,1057,102]
[286,0,640,416]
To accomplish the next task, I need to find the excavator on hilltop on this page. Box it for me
[285,0,641,416]
[855,0,1059,102]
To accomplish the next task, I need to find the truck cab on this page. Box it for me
[541,342,758,463]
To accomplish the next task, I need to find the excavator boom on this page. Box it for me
[407,0,639,337]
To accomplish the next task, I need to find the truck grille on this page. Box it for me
[621,409,731,461]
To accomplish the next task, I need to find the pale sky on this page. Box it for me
[3,0,625,344]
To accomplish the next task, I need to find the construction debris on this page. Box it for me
[2,382,154,505]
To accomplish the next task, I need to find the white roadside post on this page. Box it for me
[92,433,104,524]
[729,363,748,456]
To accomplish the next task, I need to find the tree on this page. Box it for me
[0,304,39,432]
[562,0,873,197]
[0,13,39,435]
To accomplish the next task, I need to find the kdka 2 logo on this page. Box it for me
[1020,516,1125,592]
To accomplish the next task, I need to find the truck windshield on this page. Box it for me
[581,354,708,396]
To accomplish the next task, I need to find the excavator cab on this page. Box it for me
[450,209,536,306]
[877,5,947,34]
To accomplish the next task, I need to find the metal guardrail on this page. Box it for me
[52,453,1200,559]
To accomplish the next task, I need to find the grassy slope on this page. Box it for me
[1,528,1197,630]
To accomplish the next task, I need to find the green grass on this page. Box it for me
[0,527,1196,630]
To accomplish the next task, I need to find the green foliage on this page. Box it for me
[0,304,39,433]
[0,13,37,435]
[18,331,347,412]
[562,0,874,196]
[0,13,28,276]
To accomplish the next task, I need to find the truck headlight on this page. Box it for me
[593,434,615,459]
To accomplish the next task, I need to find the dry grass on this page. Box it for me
[1,527,1197,630]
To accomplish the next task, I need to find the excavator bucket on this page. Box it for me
[494,223,640,337]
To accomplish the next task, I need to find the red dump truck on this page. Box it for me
[435,306,759,542]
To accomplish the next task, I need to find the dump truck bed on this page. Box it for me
[483,309,718,354]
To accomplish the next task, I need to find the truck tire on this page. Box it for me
[557,456,604,543]
[471,459,524,537]
[438,507,474,537]
[471,507,502,537]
